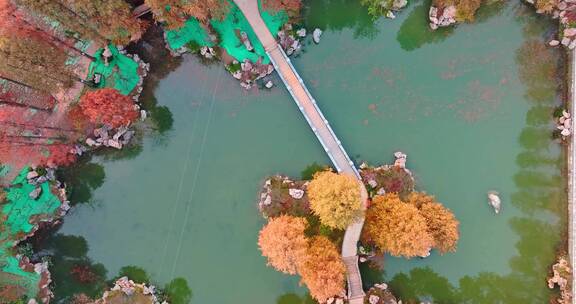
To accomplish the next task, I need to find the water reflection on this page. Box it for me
[57,160,105,205]
[386,215,560,302]
[396,0,508,51]
[303,0,379,39]
[396,0,454,51]
[381,7,565,303]
[276,293,316,304]
[42,233,192,303]
[43,234,108,302]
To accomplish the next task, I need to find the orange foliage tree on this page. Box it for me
[258,215,308,275]
[299,236,346,303]
[362,193,434,258]
[405,192,459,254]
[262,0,301,15]
[145,0,229,29]
[183,0,229,22]
[79,88,138,128]
[307,171,363,229]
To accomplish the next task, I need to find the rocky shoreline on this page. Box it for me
[429,5,457,30]
[1,167,70,303]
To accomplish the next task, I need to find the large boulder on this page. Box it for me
[313,28,323,44]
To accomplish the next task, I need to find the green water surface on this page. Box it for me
[55,0,565,303]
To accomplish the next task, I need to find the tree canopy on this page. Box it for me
[405,192,459,254]
[79,88,138,128]
[0,28,75,93]
[299,236,346,303]
[13,0,146,45]
[307,171,363,229]
[362,193,434,258]
[144,0,229,29]
[258,215,308,275]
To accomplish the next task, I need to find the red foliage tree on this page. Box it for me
[40,144,77,167]
[0,103,80,168]
[79,88,138,128]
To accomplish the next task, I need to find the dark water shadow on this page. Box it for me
[396,0,507,51]
[57,158,105,205]
[302,0,379,39]
[378,6,566,303]
[276,292,316,304]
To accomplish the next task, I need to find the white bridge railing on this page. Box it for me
[266,46,361,179]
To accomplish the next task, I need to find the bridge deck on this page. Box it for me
[233,0,366,301]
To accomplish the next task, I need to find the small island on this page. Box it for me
[256,154,460,303]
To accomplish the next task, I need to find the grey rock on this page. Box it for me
[29,187,42,200]
[86,138,97,146]
[121,131,135,145]
[27,171,39,180]
[289,188,304,199]
[313,28,322,44]
[107,139,123,149]
[296,28,307,37]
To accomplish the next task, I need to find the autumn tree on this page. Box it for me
[0,30,76,93]
[145,0,229,29]
[79,88,138,128]
[307,171,363,229]
[258,215,308,275]
[432,0,482,22]
[0,0,94,60]
[183,0,229,22]
[362,193,434,258]
[405,192,459,254]
[14,0,146,45]
[13,0,106,44]
[299,236,346,303]
[262,0,301,15]
[65,0,148,45]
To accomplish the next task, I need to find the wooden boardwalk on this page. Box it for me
[233,0,367,302]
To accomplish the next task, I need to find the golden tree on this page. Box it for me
[0,30,75,93]
[362,193,434,258]
[307,171,363,229]
[405,192,459,254]
[257,215,308,275]
[299,236,346,303]
[183,0,229,22]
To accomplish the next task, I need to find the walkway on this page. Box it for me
[569,49,576,304]
[233,0,367,302]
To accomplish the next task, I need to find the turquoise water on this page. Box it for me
[53,0,564,303]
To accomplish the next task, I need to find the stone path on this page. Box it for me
[232,0,367,302]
